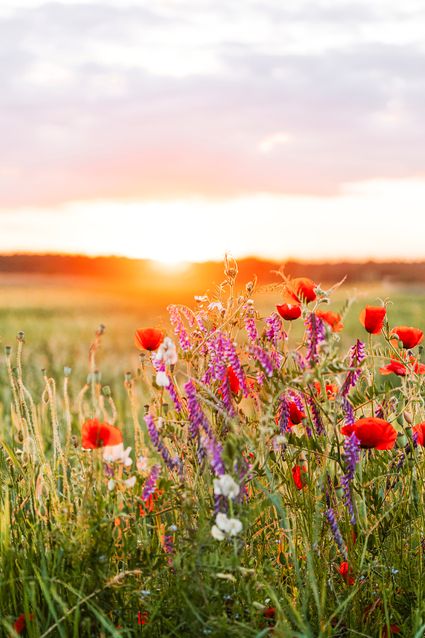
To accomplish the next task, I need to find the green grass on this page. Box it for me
[1,273,425,636]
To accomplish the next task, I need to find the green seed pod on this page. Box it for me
[4,345,11,356]
[64,366,72,377]
[102,385,111,397]
[16,331,25,342]
[397,434,408,448]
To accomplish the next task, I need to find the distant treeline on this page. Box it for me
[0,254,425,287]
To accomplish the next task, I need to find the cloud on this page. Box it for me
[0,1,425,207]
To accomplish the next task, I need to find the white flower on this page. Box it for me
[155,337,178,366]
[211,525,226,541]
[194,295,208,303]
[107,479,115,491]
[208,301,225,312]
[136,456,148,472]
[156,371,170,387]
[213,474,240,499]
[103,443,133,467]
[211,513,243,540]
[124,476,136,489]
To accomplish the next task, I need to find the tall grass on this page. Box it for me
[1,266,425,637]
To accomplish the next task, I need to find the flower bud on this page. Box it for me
[64,366,72,377]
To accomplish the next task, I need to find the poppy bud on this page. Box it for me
[17,330,25,342]
[64,366,72,377]
[102,385,111,397]
[396,433,407,448]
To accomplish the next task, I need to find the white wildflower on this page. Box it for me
[211,512,243,541]
[208,301,225,312]
[156,371,170,387]
[123,476,136,489]
[213,474,240,499]
[103,443,133,467]
[136,456,148,472]
[155,337,178,366]
[211,525,226,541]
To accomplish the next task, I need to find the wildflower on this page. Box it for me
[314,381,338,400]
[265,312,285,345]
[211,512,243,541]
[380,356,425,376]
[213,474,240,499]
[292,465,306,490]
[325,508,347,558]
[391,325,424,349]
[137,455,148,472]
[103,442,132,466]
[145,414,181,474]
[382,625,401,638]
[262,607,276,620]
[341,340,366,396]
[168,305,191,351]
[141,464,161,501]
[155,336,178,365]
[250,344,275,377]
[12,613,34,635]
[338,561,355,585]
[306,395,325,435]
[227,366,240,394]
[137,611,149,626]
[341,417,397,450]
[359,305,386,334]
[155,370,170,387]
[81,418,123,449]
[413,423,425,446]
[316,310,343,332]
[305,313,325,365]
[282,277,317,304]
[134,328,164,351]
[276,303,301,321]
[107,479,115,491]
[244,305,258,343]
[124,476,136,489]
[287,401,305,427]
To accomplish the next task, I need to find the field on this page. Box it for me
[2,270,425,637]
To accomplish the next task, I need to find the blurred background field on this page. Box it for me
[0,258,425,401]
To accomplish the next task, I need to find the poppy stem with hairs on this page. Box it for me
[369,333,375,415]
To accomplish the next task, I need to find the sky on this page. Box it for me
[1,0,425,262]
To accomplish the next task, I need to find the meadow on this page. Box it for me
[1,268,425,637]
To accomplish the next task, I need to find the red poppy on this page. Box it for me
[13,613,34,635]
[380,356,425,376]
[359,306,386,334]
[413,423,425,446]
[282,277,317,304]
[137,611,149,625]
[226,366,240,394]
[341,417,397,450]
[316,310,343,332]
[134,328,164,351]
[262,607,276,620]
[292,464,307,490]
[338,561,355,585]
[314,381,338,400]
[391,325,424,349]
[81,418,123,449]
[382,625,401,638]
[288,401,305,426]
[276,303,302,321]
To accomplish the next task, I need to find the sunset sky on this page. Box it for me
[1,0,425,262]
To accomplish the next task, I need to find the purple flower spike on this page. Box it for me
[250,344,274,377]
[145,414,182,475]
[325,507,347,558]
[341,340,366,396]
[141,464,161,501]
[305,313,325,365]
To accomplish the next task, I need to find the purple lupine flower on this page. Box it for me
[250,344,274,377]
[202,331,249,399]
[244,304,258,343]
[325,508,347,558]
[185,379,214,439]
[342,396,355,426]
[265,312,284,346]
[341,340,366,396]
[341,476,356,525]
[203,434,225,476]
[305,312,325,365]
[344,433,360,480]
[166,376,182,412]
[277,395,290,433]
[141,464,161,501]
[306,394,324,435]
[340,433,360,525]
[145,414,182,474]
[168,305,191,351]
